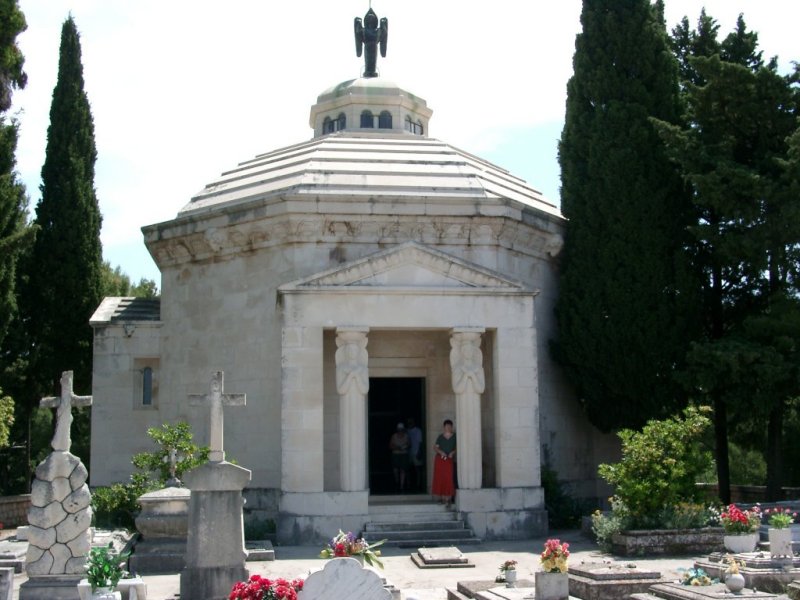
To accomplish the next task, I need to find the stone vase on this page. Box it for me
[535,571,569,600]
[723,532,758,553]
[725,572,746,594]
[768,528,793,558]
[505,569,517,587]
[91,588,121,600]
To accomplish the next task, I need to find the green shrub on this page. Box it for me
[591,509,624,553]
[598,406,712,524]
[92,422,208,531]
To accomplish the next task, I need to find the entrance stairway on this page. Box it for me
[363,495,481,547]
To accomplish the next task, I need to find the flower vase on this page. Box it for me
[91,588,121,600]
[723,533,758,553]
[768,528,793,558]
[535,571,569,600]
[505,569,518,588]
[725,573,746,594]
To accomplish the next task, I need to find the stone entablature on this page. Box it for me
[145,212,563,271]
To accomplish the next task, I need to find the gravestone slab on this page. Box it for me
[472,586,535,600]
[696,552,800,593]
[299,557,391,599]
[569,562,663,600]
[0,537,26,573]
[412,546,474,568]
[245,540,275,561]
[644,582,777,600]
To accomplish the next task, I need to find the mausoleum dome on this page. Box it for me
[310,76,432,138]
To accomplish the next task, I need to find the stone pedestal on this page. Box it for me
[18,574,82,600]
[180,461,251,600]
[536,571,569,600]
[129,487,189,573]
[0,567,12,600]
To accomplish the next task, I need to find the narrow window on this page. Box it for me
[416,120,424,135]
[142,367,153,406]
[323,117,333,134]
[361,110,374,128]
[378,111,392,129]
[336,113,346,131]
[405,115,413,132]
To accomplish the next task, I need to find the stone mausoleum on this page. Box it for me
[89,10,614,542]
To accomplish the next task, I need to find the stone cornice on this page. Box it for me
[144,210,564,271]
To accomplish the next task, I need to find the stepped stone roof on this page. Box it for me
[176,132,560,221]
[90,297,161,325]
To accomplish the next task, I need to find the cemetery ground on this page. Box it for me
[2,525,701,600]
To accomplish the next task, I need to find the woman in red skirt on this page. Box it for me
[431,419,456,507]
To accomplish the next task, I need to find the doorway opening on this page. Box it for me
[368,377,426,495]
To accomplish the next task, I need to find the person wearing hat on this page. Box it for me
[389,422,410,492]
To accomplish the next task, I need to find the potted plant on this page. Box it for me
[720,504,761,553]
[535,539,570,600]
[723,554,746,593]
[498,559,518,587]
[319,530,386,568]
[764,507,796,558]
[84,544,129,600]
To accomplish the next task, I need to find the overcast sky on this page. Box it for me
[11,1,799,284]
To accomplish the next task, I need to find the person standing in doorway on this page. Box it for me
[432,419,456,507]
[389,422,410,492]
[406,418,423,491]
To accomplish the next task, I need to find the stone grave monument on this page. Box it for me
[411,546,474,569]
[0,566,12,600]
[568,562,663,600]
[19,371,93,600]
[179,371,251,600]
[298,557,391,599]
[128,449,190,573]
[694,551,800,594]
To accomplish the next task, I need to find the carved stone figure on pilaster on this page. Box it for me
[450,330,485,490]
[336,328,369,492]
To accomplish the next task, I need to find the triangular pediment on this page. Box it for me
[280,242,527,291]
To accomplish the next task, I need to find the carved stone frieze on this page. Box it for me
[145,211,564,270]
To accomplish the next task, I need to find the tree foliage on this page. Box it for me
[654,12,800,500]
[598,405,712,521]
[554,0,697,431]
[100,261,159,298]
[0,0,34,350]
[0,387,13,447]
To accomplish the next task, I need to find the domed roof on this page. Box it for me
[315,77,424,104]
[177,132,559,220]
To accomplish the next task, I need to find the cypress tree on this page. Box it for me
[24,15,101,461]
[554,0,696,432]
[655,13,800,501]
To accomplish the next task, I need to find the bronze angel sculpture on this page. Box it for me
[354,8,388,78]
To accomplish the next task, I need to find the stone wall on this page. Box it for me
[0,494,31,527]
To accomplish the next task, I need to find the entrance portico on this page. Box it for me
[276,242,546,541]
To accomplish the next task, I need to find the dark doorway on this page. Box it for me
[368,377,425,495]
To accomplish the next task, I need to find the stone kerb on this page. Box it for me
[611,528,724,556]
[298,557,391,600]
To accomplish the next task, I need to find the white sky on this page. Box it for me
[11,1,799,284]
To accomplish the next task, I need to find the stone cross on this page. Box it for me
[40,370,92,452]
[188,371,245,462]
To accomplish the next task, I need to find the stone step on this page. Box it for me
[365,520,466,532]
[368,511,459,524]
[370,528,476,541]
[389,536,482,548]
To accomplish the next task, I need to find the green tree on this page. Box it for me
[23,15,101,465]
[0,387,13,447]
[100,260,159,298]
[554,0,697,431]
[0,0,34,349]
[655,13,800,501]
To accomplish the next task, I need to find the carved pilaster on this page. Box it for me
[335,327,370,491]
[450,328,485,490]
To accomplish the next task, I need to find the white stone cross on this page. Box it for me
[40,370,92,452]
[188,371,245,462]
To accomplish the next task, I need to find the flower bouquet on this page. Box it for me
[764,507,797,529]
[319,530,386,568]
[540,538,570,573]
[499,559,518,572]
[720,504,761,534]
[679,567,714,586]
[229,574,304,600]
